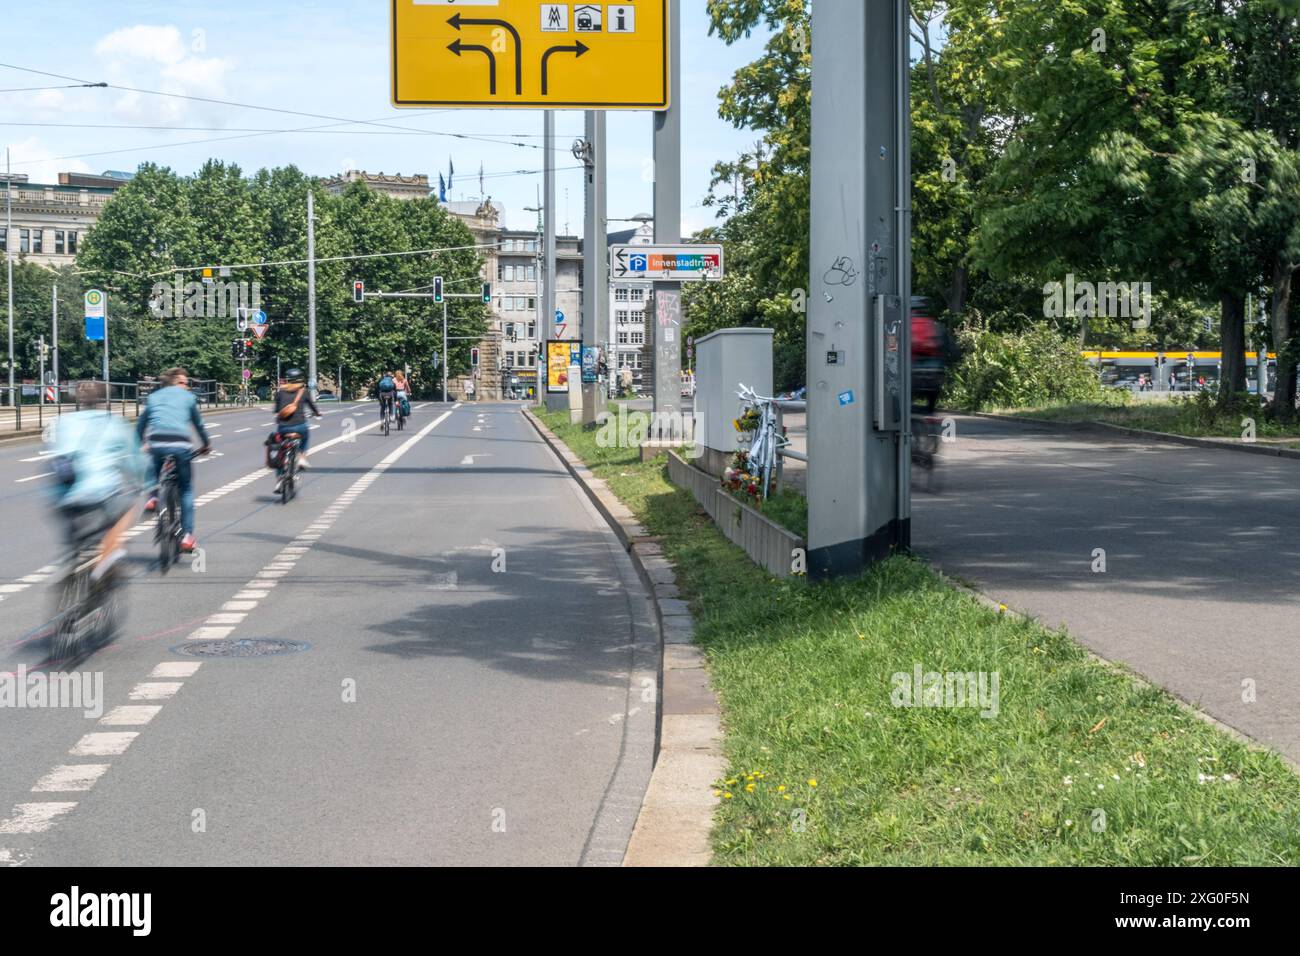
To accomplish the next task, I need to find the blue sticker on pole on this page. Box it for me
[838,390,855,406]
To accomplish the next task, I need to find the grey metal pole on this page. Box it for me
[306,188,318,396]
[38,334,45,409]
[806,0,910,580]
[5,148,12,406]
[651,8,682,437]
[543,110,559,411]
[581,110,609,425]
[442,298,449,403]
[102,291,110,388]
[51,282,58,402]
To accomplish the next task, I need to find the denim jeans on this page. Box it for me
[148,444,195,535]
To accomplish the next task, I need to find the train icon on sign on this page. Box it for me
[575,5,601,31]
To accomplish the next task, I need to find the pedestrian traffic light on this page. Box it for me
[471,347,480,367]
[481,282,492,304]
[433,276,443,303]
[353,280,365,303]
[231,339,241,360]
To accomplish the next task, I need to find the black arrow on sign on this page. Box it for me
[614,248,630,277]
[540,40,589,95]
[448,40,497,95]
[449,13,522,95]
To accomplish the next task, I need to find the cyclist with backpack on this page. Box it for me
[270,369,320,488]
[377,371,397,422]
[46,381,148,579]
[393,370,411,422]
[138,367,211,553]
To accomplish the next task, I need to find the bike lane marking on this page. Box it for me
[0,406,459,859]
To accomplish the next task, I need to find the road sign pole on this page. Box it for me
[442,298,449,403]
[5,147,12,406]
[543,110,566,412]
[651,2,682,438]
[806,0,910,580]
[581,109,608,424]
[102,292,110,389]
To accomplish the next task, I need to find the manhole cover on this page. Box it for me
[170,638,311,659]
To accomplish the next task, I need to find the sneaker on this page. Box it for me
[298,456,311,470]
[180,534,197,552]
[144,497,158,512]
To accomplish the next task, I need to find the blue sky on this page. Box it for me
[0,1,773,235]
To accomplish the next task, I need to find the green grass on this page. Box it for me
[539,409,1300,866]
[1000,397,1300,445]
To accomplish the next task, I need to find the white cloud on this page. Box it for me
[4,137,91,186]
[93,24,232,126]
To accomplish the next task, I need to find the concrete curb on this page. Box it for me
[966,410,1300,461]
[521,407,725,867]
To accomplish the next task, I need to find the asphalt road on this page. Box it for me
[911,415,1300,764]
[0,401,656,866]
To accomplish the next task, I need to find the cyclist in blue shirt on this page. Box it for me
[377,371,397,421]
[137,367,211,552]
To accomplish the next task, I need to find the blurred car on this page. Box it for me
[316,390,338,402]
[911,296,956,413]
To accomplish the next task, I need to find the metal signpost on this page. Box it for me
[581,109,608,425]
[651,4,682,439]
[390,0,670,109]
[806,0,911,580]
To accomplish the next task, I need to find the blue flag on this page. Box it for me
[438,173,447,202]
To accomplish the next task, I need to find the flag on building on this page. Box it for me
[479,162,485,196]
[448,157,455,192]
[438,173,447,202]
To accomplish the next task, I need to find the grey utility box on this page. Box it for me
[694,327,774,477]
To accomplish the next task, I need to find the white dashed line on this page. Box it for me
[70,733,139,757]
[32,765,110,793]
[15,472,52,483]
[99,705,163,726]
[0,803,78,834]
[128,682,183,701]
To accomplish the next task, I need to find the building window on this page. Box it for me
[0,227,5,252]
[615,288,629,302]
[616,309,630,324]
[631,287,646,302]
[505,265,516,282]
[527,321,536,339]
[617,331,629,345]
[31,229,42,254]
[497,263,504,280]
[67,232,77,255]
[55,231,65,255]
[526,265,536,282]
[630,331,645,345]
[18,228,29,253]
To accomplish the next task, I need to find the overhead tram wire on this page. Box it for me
[0,62,549,151]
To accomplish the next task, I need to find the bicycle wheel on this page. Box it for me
[50,570,85,661]
[281,452,294,504]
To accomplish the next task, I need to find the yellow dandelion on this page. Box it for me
[723,792,733,799]
[712,790,722,797]
[783,794,792,801]
[745,783,755,793]
[808,778,818,787]
[777,785,786,793]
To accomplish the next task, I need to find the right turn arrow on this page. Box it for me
[540,40,589,95]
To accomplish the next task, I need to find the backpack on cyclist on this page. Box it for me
[399,395,411,417]
[378,375,395,393]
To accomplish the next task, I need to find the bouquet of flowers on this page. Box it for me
[722,450,764,500]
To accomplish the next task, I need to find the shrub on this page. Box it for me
[944,317,1106,410]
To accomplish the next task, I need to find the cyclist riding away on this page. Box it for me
[393,370,410,421]
[138,366,211,553]
[377,371,397,422]
[271,368,320,489]
[47,380,148,581]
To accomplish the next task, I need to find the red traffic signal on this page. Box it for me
[353,280,365,303]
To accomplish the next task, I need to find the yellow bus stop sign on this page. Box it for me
[391,1,670,110]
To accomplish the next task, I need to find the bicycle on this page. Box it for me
[275,433,302,503]
[154,454,184,574]
[49,507,125,661]
[380,397,393,437]
[396,395,407,431]
[735,383,792,501]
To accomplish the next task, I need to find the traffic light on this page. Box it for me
[481,281,492,304]
[433,276,443,303]
[471,347,480,368]
[353,280,365,303]
[231,339,241,360]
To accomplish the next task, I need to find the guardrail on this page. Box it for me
[771,399,806,489]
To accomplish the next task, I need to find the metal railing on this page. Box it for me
[0,378,256,434]
[771,399,806,489]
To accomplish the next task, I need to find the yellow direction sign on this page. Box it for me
[391,1,670,110]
